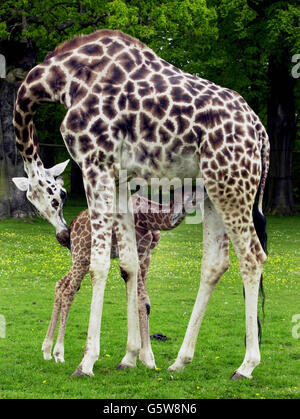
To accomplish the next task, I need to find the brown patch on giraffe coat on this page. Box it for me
[26,67,45,85]
[65,58,96,85]
[137,144,161,169]
[64,134,76,157]
[131,64,150,80]
[66,108,88,133]
[216,152,227,167]
[78,43,104,56]
[118,52,136,72]
[127,94,140,111]
[102,96,117,119]
[138,82,153,97]
[83,94,99,119]
[195,95,211,109]
[14,111,23,127]
[234,145,244,161]
[96,134,114,152]
[105,63,126,85]
[159,127,172,144]
[176,115,189,134]
[29,83,52,102]
[107,41,124,56]
[183,130,198,144]
[169,76,183,85]
[171,87,192,103]
[79,135,95,154]
[224,121,233,134]
[150,74,168,93]
[46,65,67,94]
[131,48,143,65]
[164,119,175,133]
[208,128,223,150]
[70,81,88,105]
[143,97,168,118]
[200,141,213,159]
[140,113,158,142]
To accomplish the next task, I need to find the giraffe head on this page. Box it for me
[12,160,70,247]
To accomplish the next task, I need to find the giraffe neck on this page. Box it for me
[13,64,60,177]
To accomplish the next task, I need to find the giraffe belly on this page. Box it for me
[120,142,200,181]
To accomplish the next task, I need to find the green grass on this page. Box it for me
[0,201,300,399]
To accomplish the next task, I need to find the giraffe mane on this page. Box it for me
[45,30,147,60]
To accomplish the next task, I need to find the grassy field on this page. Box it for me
[0,200,300,399]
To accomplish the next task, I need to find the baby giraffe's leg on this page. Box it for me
[136,230,160,369]
[42,274,69,360]
[53,260,89,363]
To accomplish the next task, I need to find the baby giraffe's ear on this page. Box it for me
[12,177,29,192]
[46,159,70,178]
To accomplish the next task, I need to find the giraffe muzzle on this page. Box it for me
[56,228,71,249]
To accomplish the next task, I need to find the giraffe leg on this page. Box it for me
[169,198,230,372]
[72,174,114,377]
[53,262,88,363]
[114,198,141,369]
[227,224,266,379]
[42,275,68,360]
[137,230,160,369]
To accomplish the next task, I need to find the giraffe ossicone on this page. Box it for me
[13,29,269,379]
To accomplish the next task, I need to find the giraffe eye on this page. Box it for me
[60,190,67,202]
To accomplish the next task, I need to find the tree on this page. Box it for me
[208,0,300,214]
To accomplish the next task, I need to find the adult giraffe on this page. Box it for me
[12,29,269,379]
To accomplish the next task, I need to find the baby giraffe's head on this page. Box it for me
[12,160,70,248]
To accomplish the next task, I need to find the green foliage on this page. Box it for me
[1,0,299,203]
[0,206,300,398]
[0,0,218,67]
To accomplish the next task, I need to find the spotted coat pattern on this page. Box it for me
[42,192,190,364]
[14,30,269,379]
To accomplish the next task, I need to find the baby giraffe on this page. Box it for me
[42,188,197,369]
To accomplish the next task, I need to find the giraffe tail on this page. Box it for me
[257,128,270,214]
[250,126,269,343]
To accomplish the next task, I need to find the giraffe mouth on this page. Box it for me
[56,228,71,249]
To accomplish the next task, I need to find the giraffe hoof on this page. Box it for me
[43,353,52,361]
[71,366,94,378]
[168,362,186,372]
[139,359,156,369]
[230,371,249,380]
[54,355,65,363]
[116,362,136,370]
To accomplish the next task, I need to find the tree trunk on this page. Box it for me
[0,41,36,218]
[265,54,297,215]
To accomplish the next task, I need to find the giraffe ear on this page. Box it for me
[12,177,29,192]
[46,160,70,178]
